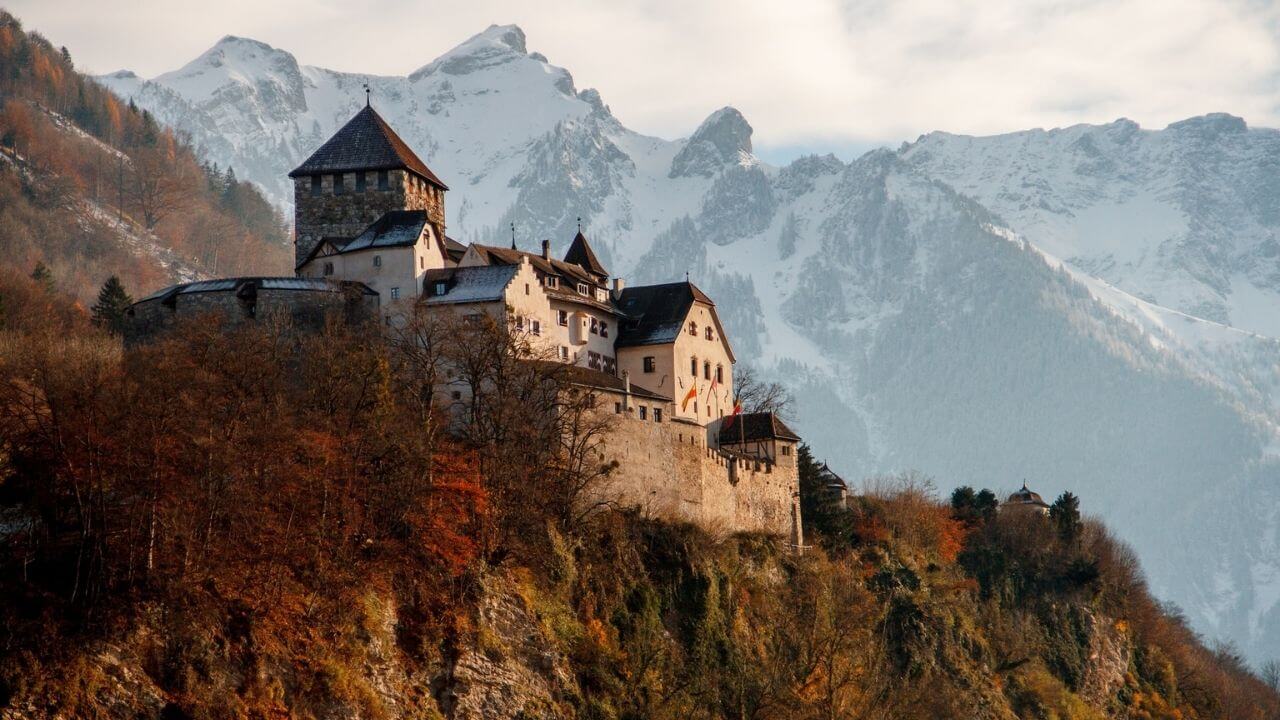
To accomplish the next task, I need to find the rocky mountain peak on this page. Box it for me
[668,106,754,178]
[1166,112,1248,135]
[410,23,530,80]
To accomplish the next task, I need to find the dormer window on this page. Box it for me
[434,281,448,296]
[577,282,589,296]
[546,276,559,289]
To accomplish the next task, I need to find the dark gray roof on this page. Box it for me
[529,361,670,401]
[342,210,428,251]
[564,231,608,279]
[719,412,801,444]
[135,277,377,304]
[288,105,447,189]
[422,265,519,305]
[1005,484,1050,507]
[615,281,715,348]
[467,244,616,313]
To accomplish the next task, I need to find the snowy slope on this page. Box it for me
[100,26,1280,663]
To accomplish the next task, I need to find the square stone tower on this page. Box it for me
[288,104,449,269]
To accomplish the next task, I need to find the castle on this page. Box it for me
[126,104,803,545]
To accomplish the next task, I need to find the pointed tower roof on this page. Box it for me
[289,105,448,189]
[564,230,608,279]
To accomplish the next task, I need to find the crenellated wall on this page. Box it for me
[590,399,802,544]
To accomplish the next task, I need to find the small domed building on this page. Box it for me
[1001,482,1051,515]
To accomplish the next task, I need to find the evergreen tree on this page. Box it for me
[1050,491,1082,545]
[30,261,53,292]
[91,275,132,335]
[951,486,999,527]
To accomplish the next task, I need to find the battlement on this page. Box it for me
[590,396,802,544]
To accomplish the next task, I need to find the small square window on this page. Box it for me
[434,281,447,295]
[390,287,400,300]
[615,402,622,414]
[559,346,569,361]
[643,357,655,373]
[531,320,541,335]
[557,310,568,326]
[654,408,663,423]
[546,277,558,289]
[451,391,462,400]
[378,170,389,190]
[639,406,647,420]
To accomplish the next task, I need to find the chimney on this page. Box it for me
[612,277,625,299]
[541,239,551,260]
[622,370,631,409]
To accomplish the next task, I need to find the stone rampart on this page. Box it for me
[592,402,802,543]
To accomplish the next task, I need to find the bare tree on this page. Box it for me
[735,364,794,418]
[1261,659,1280,692]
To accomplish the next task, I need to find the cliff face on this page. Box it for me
[5,510,1274,720]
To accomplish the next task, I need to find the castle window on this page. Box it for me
[639,406,647,420]
[373,255,382,267]
[323,261,334,277]
[654,408,663,423]
[703,361,711,380]
[603,356,616,374]
[590,317,599,334]
[689,322,697,336]
[588,351,602,370]
[716,365,723,383]
[333,173,345,195]
[531,320,541,336]
[600,321,609,338]
[559,346,569,361]
[356,172,367,192]
[311,175,322,196]
[557,309,568,326]
[378,170,389,190]
[690,357,697,376]
[390,287,400,300]
[643,357,655,373]
[705,327,713,341]
[615,402,622,414]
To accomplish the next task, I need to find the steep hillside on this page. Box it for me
[0,11,289,302]
[1,293,1276,717]
[95,24,1280,663]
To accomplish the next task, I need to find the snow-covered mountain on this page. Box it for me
[100,25,1280,663]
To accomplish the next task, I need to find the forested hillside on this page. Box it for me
[0,10,288,302]
[0,273,1277,719]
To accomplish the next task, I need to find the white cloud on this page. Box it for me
[9,0,1279,153]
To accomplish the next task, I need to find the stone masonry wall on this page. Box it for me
[293,169,446,267]
[591,397,802,543]
[124,284,379,345]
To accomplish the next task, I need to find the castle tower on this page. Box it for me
[288,105,448,269]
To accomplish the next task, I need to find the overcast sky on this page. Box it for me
[9,0,1280,161]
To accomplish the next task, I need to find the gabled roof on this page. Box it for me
[422,265,519,305]
[296,210,434,269]
[288,105,448,189]
[564,231,608,279]
[718,412,800,444]
[465,244,616,312]
[615,282,727,356]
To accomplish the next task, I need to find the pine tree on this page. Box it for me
[30,261,53,292]
[91,275,132,335]
[1050,491,1082,545]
